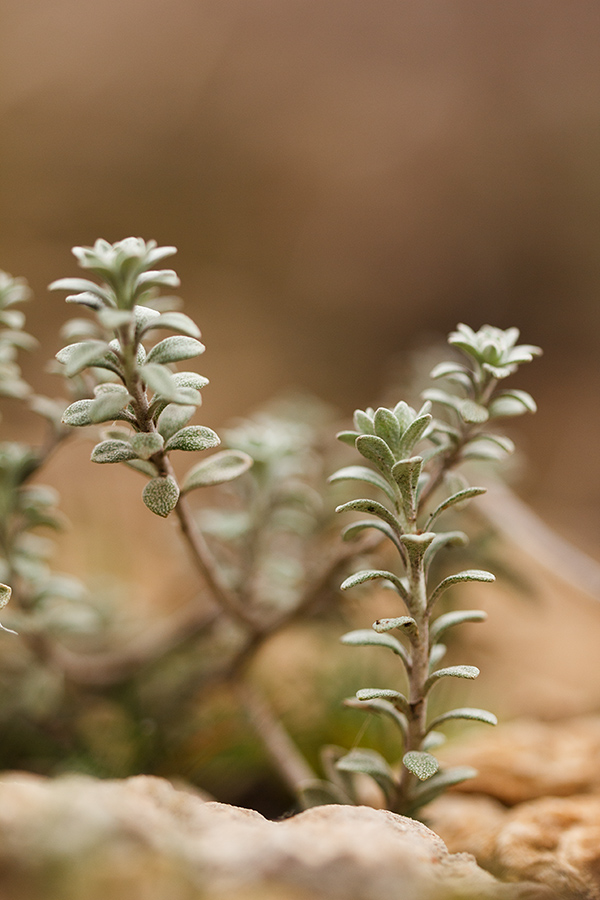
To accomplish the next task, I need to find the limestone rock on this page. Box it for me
[436,715,600,805]
[429,792,600,900]
[0,772,547,900]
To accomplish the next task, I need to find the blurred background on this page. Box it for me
[0,0,599,813]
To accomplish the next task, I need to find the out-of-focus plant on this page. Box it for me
[309,324,541,817]
[48,239,370,796]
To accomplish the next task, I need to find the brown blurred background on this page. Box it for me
[0,0,598,550]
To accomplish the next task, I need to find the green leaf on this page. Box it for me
[356,688,409,714]
[56,340,116,377]
[329,465,396,502]
[421,388,461,414]
[355,434,395,473]
[165,425,220,452]
[181,450,253,491]
[140,311,201,339]
[488,389,537,417]
[340,629,409,664]
[130,432,164,459]
[373,407,401,451]
[398,414,432,458]
[372,616,418,638]
[400,532,436,571]
[49,277,110,300]
[62,399,95,427]
[335,499,402,537]
[142,475,180,517]
[422,731,446,752]
[336,430,360,446]
[465,433,515,455]
[139,363,179,400]
[458,399,489,424]
[91,440,137,464]
[172,371,209,392]
[353,409,375,434]
[146,336,205,365]
[391,457,423,519]
[425,665,479,694]
[427,707,498,732]
[336,749,397,801]
[89,389,133,424]
[157,404,196,440]
[428,569,495,610]
[340,569,409,603]
[341,519,402,551]
[430,610,487,644]
[430,361,469,380]
[403,751,439,781]
[429,643,447,672]
[426,487,487,528]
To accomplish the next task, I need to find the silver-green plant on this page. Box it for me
[330,324,541,817]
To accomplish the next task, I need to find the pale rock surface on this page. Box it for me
[435,716,600,805]
[0,772,548,900]
[426,716,600,899]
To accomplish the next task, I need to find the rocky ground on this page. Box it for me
[3,716,600,899]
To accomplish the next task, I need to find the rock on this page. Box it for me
[436,716,600,805]
[428,793,600,900]
[0,772,547,900]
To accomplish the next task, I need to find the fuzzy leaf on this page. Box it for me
[355,434,395,473]
[61,399,95,427]
[391,456,422,518]
[341,629,409,664]
[372,617,418,642]
[430,610,487,643]
[172,371,209,392]
[458,399,489,424]
[428,569,495,610]
[298,780,352,808]
[398,414,433,458]
[157,404,196,440]
[353,409,375,434]
[403,751,439,781]
[341,569,409,603]
[421,388,461,413]
[488,389,537,417]
[335,498,401,537]
[329,465,396,503]
[140,311,201,339]
[91,440,137,464]
[146,336,205,365]
[336,430,360,446]
[181,450,253,491]
[131,432,164,459]
[56,340,116,377]
[427,707,498,732]
[373,407,401,451]
[140,363,179,400]
[165,425,220,452]
[336,749,396,801]
[356,688,409,714]
[425,665,480,693]
[341,519,402,551]
[423,731,446,752]
[400,532,436,571]
[429,644,447,672]
[142,475,180,517]
[427,487,486,528]
[49,277,110,299]
[430,361,470,380]
[98,308,133,330]
[89,390,133,424]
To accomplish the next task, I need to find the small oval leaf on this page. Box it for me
[181,449,253,491]
[91,440,137,464]
[165,425,220,452]
[146,336,205,365]
[130,432,164,459]
[403,751,439,781]
[142,475,180,517]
